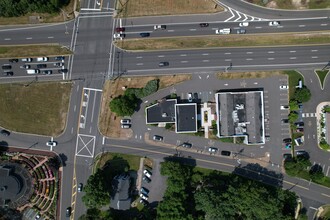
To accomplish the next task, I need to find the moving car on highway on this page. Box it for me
[154,25,166,30]
[269,21,280,26]
[199,23,209,27]
[215,28,231,35]
[239,22,249,27]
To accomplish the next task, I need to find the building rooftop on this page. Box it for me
[110,173,131,210]
[146,99,177,124]
[0,165,22,207]
[175,103,197,133]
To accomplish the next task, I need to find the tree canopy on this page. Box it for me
[293,86,311,103]
[109,94,138,116]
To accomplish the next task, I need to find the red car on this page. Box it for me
[115,27,125,32]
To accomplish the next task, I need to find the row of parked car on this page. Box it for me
[139,166,153,207]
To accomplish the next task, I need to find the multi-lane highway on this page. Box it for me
[1,0,330,219]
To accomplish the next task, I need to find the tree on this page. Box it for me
[47,156,61,170]
[109,94,138,116]
[288,111,298,124]
[293,86,311,103]
[82,169,110,208]
[289,100,299,111]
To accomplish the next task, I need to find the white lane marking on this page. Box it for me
[202,60,209,62]
[225,59,232,61]
[26,37,32,39]
[74,105,76,112]
[202,53,209,56]
[290,57,296,59]
[224,7,235,22]
[311,56,318,59]
[158,55,165,57]
[180,54,187,56]
[181,61,188,63]
[211,28,218,30]
[4,38,11,40]
[298,25,306,27]
[48,36,54,39]
[311,50,318,52]
[255,26,262,29]
[290,51,296,53]
[320,24,328,26]
[71,127,74,134]
[268,51,275,54]
[246,52,253,54]
[189,29,196,31]
[268,58,275,60]
[246,58,253,61]
[225,52,231,55]
[168,30,174,32]
[136,63,143,65]
[136,56,143,59]
[102,136,105,145]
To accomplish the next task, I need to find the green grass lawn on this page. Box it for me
[283,70,304,98]
[315,70,329,89]
[95,152,141,171]
[0,82,72,136]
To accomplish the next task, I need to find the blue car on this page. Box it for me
[140,32,150,37]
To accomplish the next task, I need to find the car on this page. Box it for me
[283,138,292,143]
[121,124,131,129]
[182,142,192,148]
[78,183,83,192]
[37,64,47,68]
[9,59,18,63]
[37,57,48,62]
[143,169,152,178]
[158,61,169,67]
[283,153,292,161]
[296,127,304,133]
[140,187,149,195]
[0,129,10,136]
[280,105,289,110]
[296,151,309,159]
[115,27,125,32]
[140,193,148,200]
[208,147,218,153]
[55,56,65,61]
[20,65,31,69]
[35,214,41,220]
[295,122,304,127]
[54,63,64,67]
[221,150,231,156]
[46,141,57,147]
[139,199,149,206]
[215,28,231,35]
[285,143,291,149]
[280,85,289,90]
[154,25,166,30]
[236,29,246,34]
[239,22,249,27]
[3,71,13,76]
[66,207,71,217]
[281,119,289,123]
[113,33,125,39]
[42,70,52,75]
[58,69,68,73]
[121,119,131,124]
[153,135,163,142]
[269,21,280,26]
[21,58,32,62]
[142,176,151,183]
[140,32,150,37]
[2,64,12,70]
[199,23,209,27]
[188,93,193,102]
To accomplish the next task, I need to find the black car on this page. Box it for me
[283,153,292,161]
[142,176,151,183]
[199,23,209,27]
[140,32,150,37]
[158,62,169,67]
[55,56,65,61]
[282,138,292,143]
[295,122,304,127]
[221,151,231,156]
[281,119,289,123]
[66,207,71,217]
[58,69,68,73]
[3,72,13,76]
[9,59,18,63]
[140,187,149,195]
[37,64,47,68]
[2,65,12,70]
[0,129,10,136]
[42,70,52,75]
[182,142,192,148]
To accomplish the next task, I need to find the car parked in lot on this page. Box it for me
[199,23,209,27]
[140,32,150,37]
[37,64,47,68]
[295,122,304,127]
[296,127,304,133]
[142,176,151,183]
[3,71,13,76]
[58,69,68,73]
[0,129,10,136]
[158,62,169,67]
[21,58,32,62]
[115,27,125,32]
[140,193,148,200]
[121,124,131,129]
[188,93,193,102]
[121,119,131,124]
[280,105,289,110]
[285,143,291,149]
[280,85,289,90]
[154,25,166,30]
[54,63,64,67]
[42,70,52,75]
[153,135,163,142]
[20,65,31,69]
[182,142,192,148]
[55,56,65,61]
[283,153,292,161]
[281,119,289,123]
[140,187,149,195]
[221,150,231,156]
[78,183,83,192]
[9,59,18,63]
[2,64,12,70]
[143,169,152,178]
[113,33,125,39]
[269,21,280,26]
[296,151,309,158]
[37,57,48,62]
[208,147,218,153]
[139,199,149,206]
[283,138,292,143]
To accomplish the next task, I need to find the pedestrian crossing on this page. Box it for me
[302,113,316,118]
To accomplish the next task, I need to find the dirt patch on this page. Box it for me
[99,75,191,138]
[217,71,283,80]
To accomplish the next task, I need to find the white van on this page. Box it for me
[37,57,48,62]
[215,28,231,35]
[27,69,40,74]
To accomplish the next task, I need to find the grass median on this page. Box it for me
[0,82,72,136]
[116,32,330,51]
[0,44,72,59]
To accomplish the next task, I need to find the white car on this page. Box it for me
[215,28,231,35]
[208,147,218,153]
[269,21,280,26]
[113,33,125,39]
[46,141,57,147]
[37,57,49,62]
[280,105,289,110]
[188,93,193,102]
[143,169,152,178]
[280,85,289,90]
[154,25,166,30]
[140,193,148,200]
[239,22,249,27]
[120,119,131,124]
